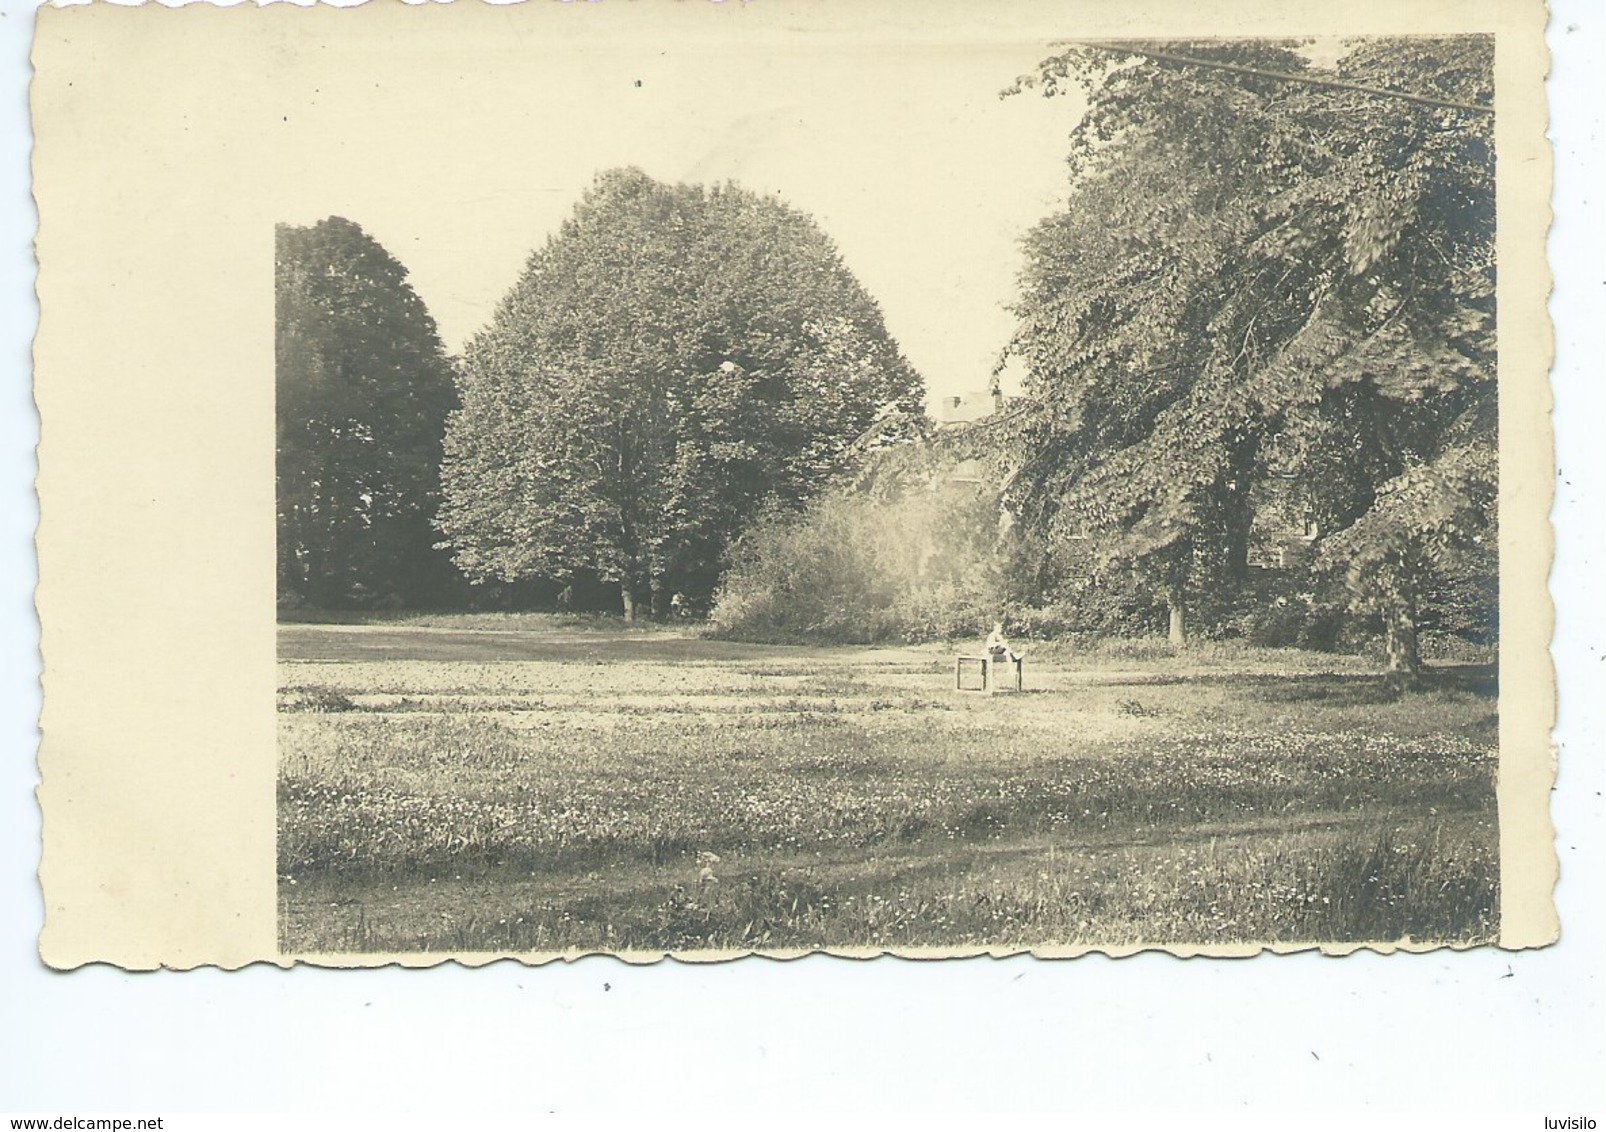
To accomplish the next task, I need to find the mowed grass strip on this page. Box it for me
[277,622,1499,953]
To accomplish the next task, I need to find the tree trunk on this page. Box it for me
[1377,563,1422,688]
[1382,595,1421,680]
[1161,545,1190,649]
[1167,593,1187,648]
[620,581,637,623]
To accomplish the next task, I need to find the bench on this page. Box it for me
[955,652,1023,694]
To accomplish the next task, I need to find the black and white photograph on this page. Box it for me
[15,0,1606,1117]
[263,13,1541,958]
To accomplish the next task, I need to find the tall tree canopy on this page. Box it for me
[437,168,924,618]
[1001,37,1495,671]
[276,216,461,608]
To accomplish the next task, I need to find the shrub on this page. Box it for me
[712,478,1006,644]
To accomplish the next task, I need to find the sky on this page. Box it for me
[271,3,1087,406]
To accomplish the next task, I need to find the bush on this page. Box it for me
[712,478,1006,644]
[1217,568,1352,650]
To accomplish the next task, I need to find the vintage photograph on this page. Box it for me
[273,27,1505,957]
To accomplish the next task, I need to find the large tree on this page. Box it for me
[1000,37,1495,670]
[437,168,924,618]
[276,217,461,608]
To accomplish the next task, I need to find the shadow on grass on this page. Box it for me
[1250,665,1496,704]
[1093,665,1497,705]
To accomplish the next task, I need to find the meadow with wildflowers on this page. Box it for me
[277,616,1499,954]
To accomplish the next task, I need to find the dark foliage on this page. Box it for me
[276,217,462,609]
[1000,38,1497,668]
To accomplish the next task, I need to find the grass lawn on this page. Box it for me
[277,616,1499,955]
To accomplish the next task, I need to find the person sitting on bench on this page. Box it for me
[985,622,1024,693]
[985,621,1022,668]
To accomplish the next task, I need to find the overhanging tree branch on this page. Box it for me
[1061,40,1495,116]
